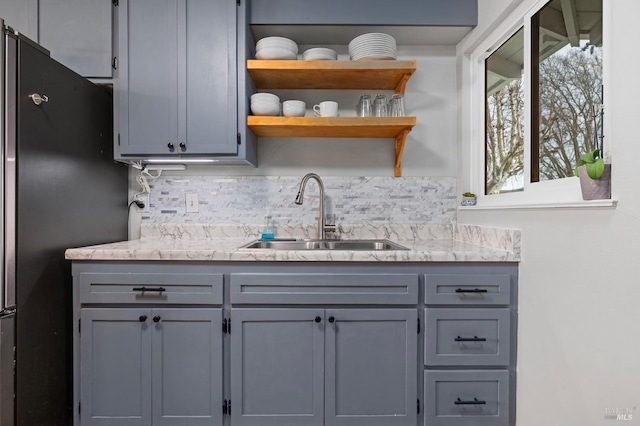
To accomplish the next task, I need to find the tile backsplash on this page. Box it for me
[142,175,457,225]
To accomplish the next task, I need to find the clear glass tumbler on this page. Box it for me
[388,94,405,117]
[356,94,372,117]
[373,94,388,117]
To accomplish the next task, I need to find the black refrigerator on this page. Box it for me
[0,21,128,425]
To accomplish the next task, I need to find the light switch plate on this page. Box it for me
[186,193,199,213]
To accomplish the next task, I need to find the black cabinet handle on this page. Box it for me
[455,397,486,405]
[179,142,186,151]
[153,316,161,323]
[315,316,321,323]
[132,286,166,293]
[455,335,487,342]
[328,316,335,323]
[139,315,147,322]
[455,288,488,293]
[167,143,174,151]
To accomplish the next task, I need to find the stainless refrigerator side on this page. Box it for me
[2,28,128,425]
[1,19,17,426]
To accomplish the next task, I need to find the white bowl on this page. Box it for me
[255,46,298,60]
[282,100,306,117]
[251,100,280,116]
[256,36,298,51]
[251,92,280,103]
[302,48,337,59]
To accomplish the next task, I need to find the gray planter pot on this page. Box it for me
[578,164,611,200]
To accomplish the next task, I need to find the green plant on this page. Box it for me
[462,192,476,197]
[574,149,605,180]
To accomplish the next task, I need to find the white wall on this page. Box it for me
[458,0,640,424]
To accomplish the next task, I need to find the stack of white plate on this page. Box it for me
[302,48,337,61]
[348,33,397,61]
[255,36,298,60]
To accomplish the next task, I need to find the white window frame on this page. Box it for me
[465,0,613,209]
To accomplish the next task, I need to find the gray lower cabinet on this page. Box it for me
[80,307,223,426]
[115,0,243,160]
[423,269,517,426]
[231,308,418,426]
[424,370,510,426]
[73,262,517,426]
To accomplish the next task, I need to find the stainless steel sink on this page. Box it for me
[239,239,409,251]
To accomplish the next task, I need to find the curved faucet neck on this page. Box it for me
[295,173,326,240]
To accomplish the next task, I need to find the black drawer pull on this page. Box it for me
[132,286,166,293]
[314,316,322,323]
[455,288,488,293]
[328,316,335,323]
[153,316,161,323]
[455,335,487,342]
[139,315,147,322]
[455,398,486,405]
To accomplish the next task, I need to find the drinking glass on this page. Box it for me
[373,94,388,117]
[388,94,405,117]
[356,94,372,117]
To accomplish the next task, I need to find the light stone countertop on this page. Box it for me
[65,223,521,262]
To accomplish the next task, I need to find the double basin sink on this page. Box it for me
[239,239,409,251]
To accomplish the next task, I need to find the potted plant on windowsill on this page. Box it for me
[574,149,611,200]
[461,192,477,206]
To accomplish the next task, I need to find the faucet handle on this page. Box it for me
[323,214,337,238]
[325,213,336,226]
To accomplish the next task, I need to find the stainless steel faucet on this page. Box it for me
[294,173,335,240]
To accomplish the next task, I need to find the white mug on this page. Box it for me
[313,101,339,117]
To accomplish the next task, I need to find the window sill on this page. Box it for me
[458,199,618,211]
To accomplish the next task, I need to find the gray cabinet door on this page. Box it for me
[80,308,152,426]
[152,308,224,426]
[1,1,35,38]
[33,0,113,77]
[117,0,237,157]
[230,308,325,426]
[325,309,418,426]
[182,0,237,155]
[118,0,178,156]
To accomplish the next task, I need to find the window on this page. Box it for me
[479,0,603,200]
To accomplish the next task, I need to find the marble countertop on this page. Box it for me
[65,223,521,262]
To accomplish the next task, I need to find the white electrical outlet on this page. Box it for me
[186,193,199,213]
[140,193,150,213]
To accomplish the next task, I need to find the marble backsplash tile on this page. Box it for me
[142,176,457,226]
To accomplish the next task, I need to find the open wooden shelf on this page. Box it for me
[247,60,417,93]
[247,116,416,176]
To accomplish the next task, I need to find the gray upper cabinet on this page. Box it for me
[249,0,477,26]
[1,0,112,77]
[1,0,33,38]
[34,0,113,78]
[116,0,241,159]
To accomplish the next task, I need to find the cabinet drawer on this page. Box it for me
[230,273,419,304]
[78,272,223,305]
[424,308,510,366]
[425,274,511,306]
[424,370,510,426]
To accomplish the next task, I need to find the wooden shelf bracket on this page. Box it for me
[394,129,410,177]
